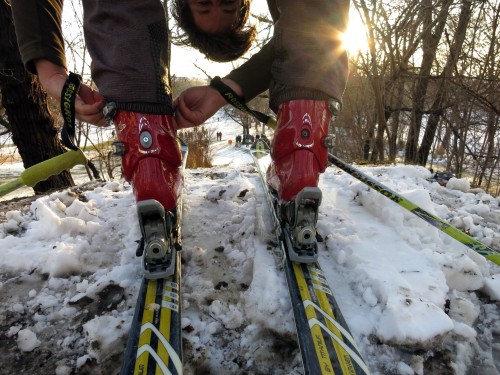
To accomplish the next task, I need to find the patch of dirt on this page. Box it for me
[0,272,126,375]
[0,195,39,224]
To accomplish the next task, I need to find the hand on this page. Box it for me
[173,78,243,129]
[173,86,224,129]
[35,59,107,127]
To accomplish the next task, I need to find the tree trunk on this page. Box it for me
[387,79,404,162]
[0,0,74,194]
[405,0,452,163]
[363,121,375,160]
[369,75,390,163]
[417,0,472,166]
[475,5,499,190]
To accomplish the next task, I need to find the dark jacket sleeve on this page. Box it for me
[224,0,278,102]
[11,0,66,74]
[225,40,273,102]
[228,0,350,110]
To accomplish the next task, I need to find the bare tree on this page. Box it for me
[0,0,74,194]
[416,0,473,166]
[405,0,453,163]
[336,0,499,197]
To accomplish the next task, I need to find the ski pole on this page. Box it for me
[209,76,277,130]
[328,153,500,266]
[0,149,88,197]
[209,88,500,265]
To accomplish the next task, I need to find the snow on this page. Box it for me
[17,328,41,352]
[0,117,499,374]
[447,177,471,193]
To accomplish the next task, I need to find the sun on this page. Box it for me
[341,13,369,54]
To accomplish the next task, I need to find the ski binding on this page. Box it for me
[137,199,176,279]
[284,187,322,263]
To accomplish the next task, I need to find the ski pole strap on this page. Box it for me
[209,76,276,128]
[60,72,82,151]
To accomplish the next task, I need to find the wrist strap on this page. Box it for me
[209,76,274,127]
[60,72,82,151]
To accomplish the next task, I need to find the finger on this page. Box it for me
[75,96,104,115]
[174,113,189,129]
[77,84,94,103]
[172,95,180,110]
[176,97,198,124]
[76,111,107,127]
[78,84,105,105]
[94,118,110,127]
[89,113,108,127]
[174,110,194,130]
[74,99,107,127]
[173,95,186,113]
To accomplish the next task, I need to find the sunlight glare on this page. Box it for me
[342,13,369,54]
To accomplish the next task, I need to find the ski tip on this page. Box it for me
[250,139,270,150]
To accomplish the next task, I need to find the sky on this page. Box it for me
[0,115,499,375]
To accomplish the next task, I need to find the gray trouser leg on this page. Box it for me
[270,0,350,110]
[83,0,173,113]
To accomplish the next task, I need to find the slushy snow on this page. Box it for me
[0,118,499,374]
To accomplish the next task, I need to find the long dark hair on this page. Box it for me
[171,0,256,62]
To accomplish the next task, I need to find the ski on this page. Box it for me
[120,139,188,375]
[250,140,370,375]
[327,153,500,266]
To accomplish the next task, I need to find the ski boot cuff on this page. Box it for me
[270,85,343,116]
[107,101,174,115]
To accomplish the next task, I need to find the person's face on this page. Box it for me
[187,0,243,35]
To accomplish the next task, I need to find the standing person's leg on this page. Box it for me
[270,1,349,111]
[83,0,173,112]
[83,0,182,277]
[266,0,350,259]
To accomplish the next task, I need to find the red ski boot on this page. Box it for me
[267,100,332,262]
[112,109,183,278]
